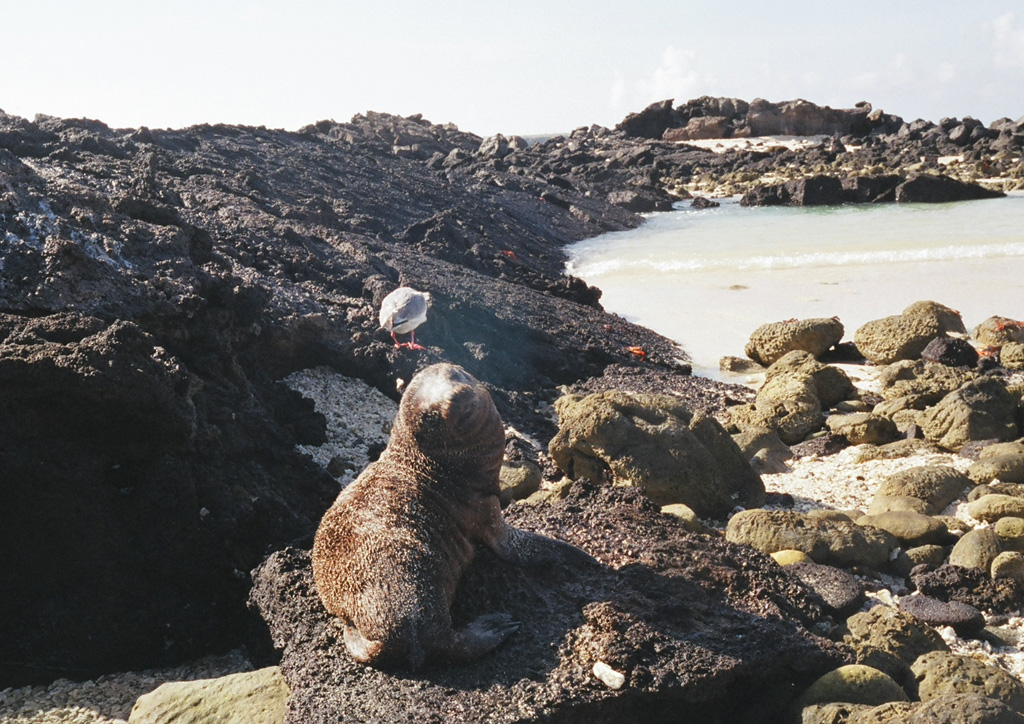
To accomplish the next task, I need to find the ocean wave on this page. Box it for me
[568,242,1024,276]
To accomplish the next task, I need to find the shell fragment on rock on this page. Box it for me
[593,661,626,690]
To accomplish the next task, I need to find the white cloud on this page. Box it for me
[935,62,956,84]
[992,12,1024,69]
[638,46,702,103]
[609,70,626,109]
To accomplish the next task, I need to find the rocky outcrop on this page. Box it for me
[894,174,1006,203]
[249,483,848,724]
[0,109,714,684]
[742,172,1005,207]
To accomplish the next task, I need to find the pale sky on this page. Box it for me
[3,1,1023,137]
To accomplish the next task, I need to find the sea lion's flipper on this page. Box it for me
[490,525,599,568]
[343,624,386,664]
[449,613,520,661]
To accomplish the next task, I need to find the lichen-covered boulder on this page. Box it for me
[549,390,764,517]
[868,465,973,516]
[1003,342,1024,370]
[974,316,1024,348]
[855,511,950,547]
[127,667,290,724]
[967,494,1024,524]
[877,360,976,408]
[844,606,948,666]
[744,317,845,366]
[854,314,942,365]
[725,509,898,568]
[727,374,824,445]
[827,413,900,445]
[917,377,1019,451]
[902,300,967,336]
[763,350,856,408]
[949,528,1003,570]
[911,651,1024,713]
[794,664,908,710]
[969,454,1024,484]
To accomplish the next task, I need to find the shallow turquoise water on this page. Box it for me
[567,194,1024,376]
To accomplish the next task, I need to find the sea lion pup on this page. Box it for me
[312,362,594,670]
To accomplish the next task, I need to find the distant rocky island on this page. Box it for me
[1,96,1022,719]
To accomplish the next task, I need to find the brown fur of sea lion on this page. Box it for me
[311,363,594,669]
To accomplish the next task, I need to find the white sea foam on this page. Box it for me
[570,241,1024,276]
[567,194,1024,377]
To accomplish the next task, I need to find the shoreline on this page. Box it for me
[3,98,1024,719]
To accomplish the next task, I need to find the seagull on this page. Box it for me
[379,286,430,350]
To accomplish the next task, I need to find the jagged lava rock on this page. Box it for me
[249,483,848,724]
[0,109,725,682]
[894,174,1006,203]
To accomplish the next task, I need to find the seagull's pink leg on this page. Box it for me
[406,329,425,351]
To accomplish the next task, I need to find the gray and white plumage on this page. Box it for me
[379,286,430,349]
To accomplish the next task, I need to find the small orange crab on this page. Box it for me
[626,345,647,362]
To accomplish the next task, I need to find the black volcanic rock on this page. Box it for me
[249,483,850,724]
[895,173,1006,203]
[615,98,678,139]
[0,109,710,684]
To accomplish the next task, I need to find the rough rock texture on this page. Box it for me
[548,390,765,517]
[911,651,1024,712]
[910,565,1024,614]
[918,377,1020,451]
[744,318,845,366]
[894,174,1005,203]
[127,667,289,724]
[974,317,1024,348]
[727,373,824,445]
[877,360,977,408]
[764,350,856,408]
[844,606,949,666]
[827,413,900,445]
[795,664,909,710]
[249,483,849,724]
[898,596,985,636]
[970,454,1024,484]
[854,314,943,365]
[869,465,973,516]
[785,563,866,617]
[725,509,898,568]
[0,110,713,684]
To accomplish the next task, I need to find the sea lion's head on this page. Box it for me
[392,363,505,479]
